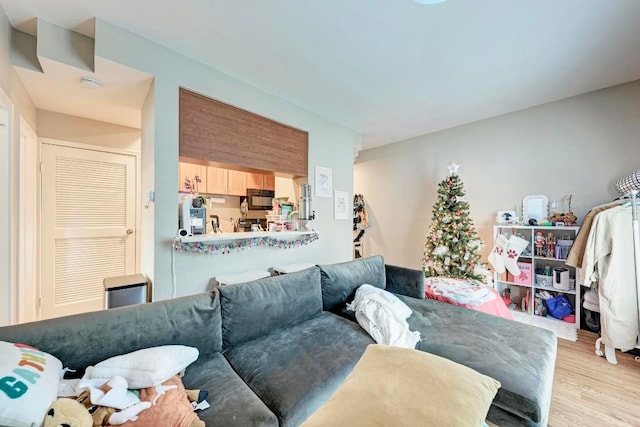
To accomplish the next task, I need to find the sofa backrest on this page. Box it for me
[318,255,386,311]
[0,292,222,372]
[385,264,426,299]
[219,266,323,349]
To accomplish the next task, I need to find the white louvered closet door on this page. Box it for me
[40,143,136,319]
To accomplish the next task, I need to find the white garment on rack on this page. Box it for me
[582,205,638,351]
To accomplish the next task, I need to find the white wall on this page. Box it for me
[0,8,12,325]
[140,81,155,288]
[0,5,37,326]
[37,110,141,150]
[93,20,360,299]
[0,6,36,130]
[0,107,10,326]
[0,3,11,94]
[355,80,640,270]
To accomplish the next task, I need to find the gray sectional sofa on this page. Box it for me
[0,256,557,426]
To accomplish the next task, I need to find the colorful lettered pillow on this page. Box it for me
[0,341,62,427]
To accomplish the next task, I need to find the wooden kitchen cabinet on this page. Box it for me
[180,160,273,196]
[178,162,206,193]
[206,166,228,195]
[246,172,263,190]
[247,172,275,191]
[263,174,275,191]
[227,170,248,196]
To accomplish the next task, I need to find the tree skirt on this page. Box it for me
[511,310,578,342]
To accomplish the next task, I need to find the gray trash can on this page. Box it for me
[103,274,149,309]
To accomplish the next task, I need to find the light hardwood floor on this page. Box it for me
[488,330,640,427]
[548,330,640,427]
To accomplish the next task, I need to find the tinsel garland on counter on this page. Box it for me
[174,232,319,254]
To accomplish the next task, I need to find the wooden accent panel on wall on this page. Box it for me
[179,88,308,177]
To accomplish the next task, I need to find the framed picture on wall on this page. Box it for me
[496,210,517,224]
[315,166,332,198]
[334,190,349,219]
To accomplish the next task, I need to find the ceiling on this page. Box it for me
[2,0,640,150]
[15,57,153,129]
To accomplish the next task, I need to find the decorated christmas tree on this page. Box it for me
[422,163,490,282]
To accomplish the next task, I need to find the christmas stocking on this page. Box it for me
[503,235,529,276]
[488,234,508,274]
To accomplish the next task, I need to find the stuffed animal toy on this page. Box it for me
[548,212,563,223]
[43,398,93,427]
[547,211,578,225]
[562,212,577,225]
[45,377,207,427]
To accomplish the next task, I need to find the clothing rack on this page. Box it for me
[631,190,640,361]
[595,189,640,363]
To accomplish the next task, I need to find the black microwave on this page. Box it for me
[245,189,275,210]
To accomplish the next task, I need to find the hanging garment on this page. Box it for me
[583,288,600,312]
[582,205,638,351]
[566,199,625,271]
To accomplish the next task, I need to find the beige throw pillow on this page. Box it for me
[302,344,500,427]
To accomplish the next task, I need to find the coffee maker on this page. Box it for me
[179,201,206,235]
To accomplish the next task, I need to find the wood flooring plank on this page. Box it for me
[490,330,640,426]
[548,330,640,427]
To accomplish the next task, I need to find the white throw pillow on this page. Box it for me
[83,345,199,389]
[0,341,62,427]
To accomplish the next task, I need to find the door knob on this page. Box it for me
[126,228,134,234]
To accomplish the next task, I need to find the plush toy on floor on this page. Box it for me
[43,398,92,427]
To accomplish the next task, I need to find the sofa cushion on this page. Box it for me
[301,344,500,427]
[182,353,278,427]
[318,255,386,311]
[220,267,323,349]
[399,296,556,426]
[0,292,222,374]
[225,312,375,427]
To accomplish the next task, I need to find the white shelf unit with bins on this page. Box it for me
[493,225,581,329]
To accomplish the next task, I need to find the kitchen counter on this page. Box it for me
[179,230,317,242]
[173,230,319,254]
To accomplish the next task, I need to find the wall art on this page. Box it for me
[315,165,332,198]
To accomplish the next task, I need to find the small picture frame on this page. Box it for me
[496,210,517,224]
[315,166,333,198]
[334,190,349,220]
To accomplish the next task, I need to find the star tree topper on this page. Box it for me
[447,162,460,176]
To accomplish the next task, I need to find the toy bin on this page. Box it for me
[536,274,552,287]
[512,261,532,286]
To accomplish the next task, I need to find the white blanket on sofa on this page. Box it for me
[346,284,421,349]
